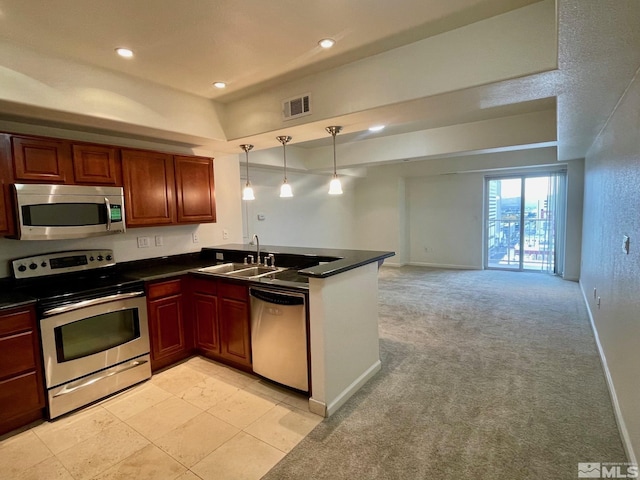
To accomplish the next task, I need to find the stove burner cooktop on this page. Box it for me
[11,249,144,312]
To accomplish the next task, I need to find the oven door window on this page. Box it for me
[22,203,107,227]
[54,309,140,362]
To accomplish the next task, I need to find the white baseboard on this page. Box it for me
[579,280,636,465]
[321,360,382,418]
[408,262,482,270]
[380,262,406,268]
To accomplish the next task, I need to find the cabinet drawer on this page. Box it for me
[190,277,217,295]
[0,308,34,337]
[147,278,182,300]
[0,331,37,379]
[219,282,247,301]
[0,371,44,420]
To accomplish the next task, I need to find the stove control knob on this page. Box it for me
[41,261,47,268]
[97,255,104,261]
[105,255,113,261]
[17,264,27,272]
[89,256,95,261]
[29,263,38,270]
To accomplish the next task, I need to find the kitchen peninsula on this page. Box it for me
[202,244,395,417]
[121,244,395,417]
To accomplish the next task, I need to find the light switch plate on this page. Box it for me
[155,235,163,246]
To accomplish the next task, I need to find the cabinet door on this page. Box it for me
[174,155,216,223]
[148,294,186,369]
[11,135,71,183]
[0,372,44,424]
[219,296,251,368]
[72,144,121,185]
[0,134,14,235]
[0,184,12,235]
[193,292,220,354]
[122,149,176,226]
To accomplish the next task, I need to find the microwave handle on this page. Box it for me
[104,197,112,231]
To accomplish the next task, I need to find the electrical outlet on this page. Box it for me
[223,229,229,240]
[155,235,163,246]
[137,236,150,248]
[192,232,199,243]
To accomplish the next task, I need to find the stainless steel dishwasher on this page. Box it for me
[249,287,309,392]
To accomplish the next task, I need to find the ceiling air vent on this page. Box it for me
[282,93,311,120]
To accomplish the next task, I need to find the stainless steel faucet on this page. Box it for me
[252,234,260,264]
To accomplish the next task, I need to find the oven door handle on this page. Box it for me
[43,291,144,316]
[52,358,148,398]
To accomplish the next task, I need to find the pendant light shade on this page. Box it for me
[240,144,255,201]
[326,126,343,195]
[276,135,293,198]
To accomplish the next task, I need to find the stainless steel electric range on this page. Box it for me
[11,249,151,419]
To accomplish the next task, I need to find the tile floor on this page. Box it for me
[0,356,323,480]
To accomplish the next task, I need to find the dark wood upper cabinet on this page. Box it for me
[72,144,121,185]
[121,149,176,227]
[0,187,10,235]
[0,135,14,235]
[174,155,216,223]
[11,136,72,183]
[1,132,216,231]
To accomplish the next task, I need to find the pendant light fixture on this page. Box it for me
[326,126,343,195]
[240,144,255,201]
[276,135,293,198]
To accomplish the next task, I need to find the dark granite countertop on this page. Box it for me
[0,282,37,311]
[117,252,216,282]
[0,245,395,310]
[202,244,395,278]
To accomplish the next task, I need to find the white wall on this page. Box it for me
[354,176,407,265]
[407,172,484,269]
[563,158,584,280]
[241,167,357,249]
[0,122,243,279]
[580,70,640,463]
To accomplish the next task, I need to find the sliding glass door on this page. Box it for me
[485,172,566,273]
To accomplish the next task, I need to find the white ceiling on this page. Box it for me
[0,0,639,165]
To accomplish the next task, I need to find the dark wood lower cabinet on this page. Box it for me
[187,276,252,370]
[146,277,193,372]
[146,275,252,373]
[218,284,251,369]
[0,305,45,435]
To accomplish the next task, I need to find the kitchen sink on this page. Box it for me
[197,263,251,274]
[196,263,287,279]
[227,266,287,278]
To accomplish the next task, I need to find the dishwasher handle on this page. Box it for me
[250,288,305,306]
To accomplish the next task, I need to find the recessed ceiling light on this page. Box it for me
[319,38,335,49]
[213,82,227,89]
[115,48,134,58]
[369,125,385,132]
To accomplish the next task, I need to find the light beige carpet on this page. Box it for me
[263,267,626,479]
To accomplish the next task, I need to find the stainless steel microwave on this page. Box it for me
[13,184,126,240]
